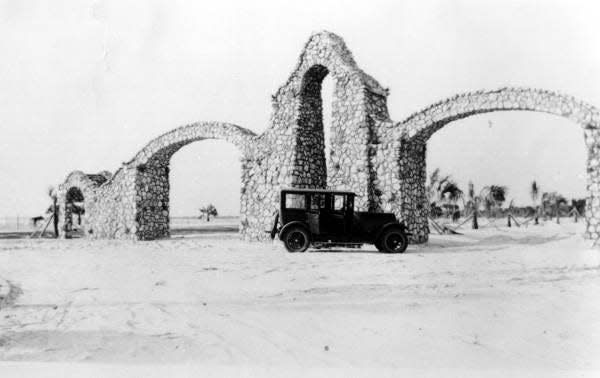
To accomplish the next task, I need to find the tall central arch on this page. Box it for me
[266,31,391,211]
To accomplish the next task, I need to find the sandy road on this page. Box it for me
[0,223,599,373]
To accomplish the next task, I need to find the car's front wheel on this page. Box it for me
[378,228,408,253]
[282,226,310,253]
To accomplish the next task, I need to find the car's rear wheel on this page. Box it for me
[378,228,408,253]
[282,226,310,253]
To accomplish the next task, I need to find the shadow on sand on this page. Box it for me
[0,329,204,362]
[415,232,573,253]
[170,225,239,235]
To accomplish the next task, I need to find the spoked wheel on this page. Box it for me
[282,226,310,253]
[378,228,408,253]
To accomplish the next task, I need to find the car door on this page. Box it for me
[306,193,324,235]
[320,194,348,236]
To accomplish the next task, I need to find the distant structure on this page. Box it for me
[57,31,600,242]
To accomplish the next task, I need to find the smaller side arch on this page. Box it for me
[128,121,257,240]
[130,121,257,166]
[57,171,110,238]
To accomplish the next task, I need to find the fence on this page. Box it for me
[0,216,42,234]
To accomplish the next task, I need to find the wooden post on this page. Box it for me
[511,214,521,227]
[29,214,54,238]
[39,214,54,237]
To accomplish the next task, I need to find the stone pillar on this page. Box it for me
[397,139,429,243]
[63,203,73,238]
[240,156,270,241]
[134,161,170,240]
[56,190,66,239]
[584,128,600,240]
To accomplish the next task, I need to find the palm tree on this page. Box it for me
[426,168,451,218]
[47,186,59,238]
[530,181,539,225]
[485,185,507,216]
[467,181,481,229]
[199,204,218,222]
[440,181,463,218]
[483,195,494,217]
[426,168,440,203]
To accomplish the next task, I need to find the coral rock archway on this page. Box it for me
[58,31,600,244]
[381,88,600,242]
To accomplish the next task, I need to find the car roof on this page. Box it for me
[281,188,355,195]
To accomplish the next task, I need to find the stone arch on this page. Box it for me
[57,171,109,238]
[261,31,391,210]
[401,88,600,142]
[130,121,257,240]
[130,121,256,166]
[390,87,600,242]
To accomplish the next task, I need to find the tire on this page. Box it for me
[282,226,310,253]
[378,228,408,253]
[375,240,384,252]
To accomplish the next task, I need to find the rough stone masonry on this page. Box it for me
[57,31,600,243]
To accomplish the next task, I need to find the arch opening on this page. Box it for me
[169,140,241,237]
[394,88,600,243]
[64,186,85,238]
[322,74,334,182]
[135,138,243,240]
[426,112,587,221]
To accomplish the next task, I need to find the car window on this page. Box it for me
[333,195,345,211]
[285,193,306,209]
[310,194,326,211]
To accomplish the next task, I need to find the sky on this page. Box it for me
[1,0,599,217]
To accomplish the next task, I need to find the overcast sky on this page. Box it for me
[1,0,599,217]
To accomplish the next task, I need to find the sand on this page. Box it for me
[0,218,599,377]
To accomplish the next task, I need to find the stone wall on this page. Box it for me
[85,167,137,239]
[57,31,600,244]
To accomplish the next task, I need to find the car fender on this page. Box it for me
[278,221,311,241]
[374,222,409,242]
[269,211,280,239]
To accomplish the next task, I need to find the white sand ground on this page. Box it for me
[0,219,599,377]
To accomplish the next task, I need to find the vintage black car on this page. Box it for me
[270,189,411,253]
